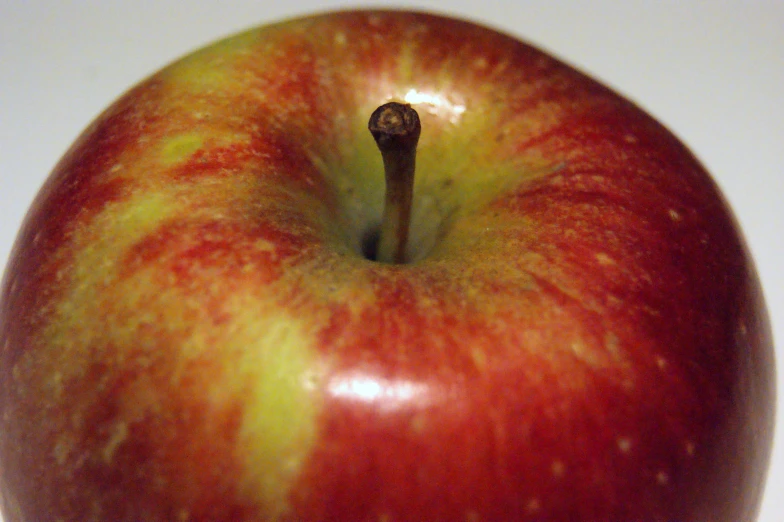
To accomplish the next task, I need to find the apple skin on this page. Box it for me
[0,9,775,522]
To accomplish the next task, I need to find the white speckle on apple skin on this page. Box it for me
[617,437,633,454]
[464,509,480,522]
[101,421,129,463]
[685,440,696,457]
[367,14,382,27]
[526,497,541,513]
[594,252,616,265]
[54,436,72,466]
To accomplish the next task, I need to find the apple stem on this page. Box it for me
[368,102,421,264]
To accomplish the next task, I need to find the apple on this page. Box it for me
[0,9,775,521]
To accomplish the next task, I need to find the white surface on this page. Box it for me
[1,1,781,519]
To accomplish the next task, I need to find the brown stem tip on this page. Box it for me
[368,102,421,264]
[369,102,422,154]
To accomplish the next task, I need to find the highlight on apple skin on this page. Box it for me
[0,9,775,522]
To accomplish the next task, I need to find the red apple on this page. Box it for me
[0,10,775,522]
